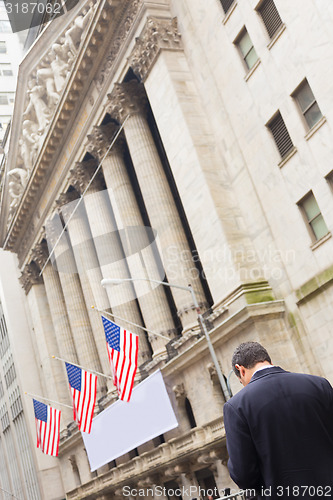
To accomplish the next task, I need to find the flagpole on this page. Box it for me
[52,355,113,381]
[91,305,171,341]
[24,391,72,409]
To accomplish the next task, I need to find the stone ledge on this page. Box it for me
[66,417,226,500]
[163,300,285,375]
[295,263,333,303]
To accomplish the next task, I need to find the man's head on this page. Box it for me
[232,342,272,386]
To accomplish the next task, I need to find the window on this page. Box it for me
[235,29,258,70]
[0,41,6,53]
[184,397,197,428]
[292,79,323,130]
[267,111,294,159]
[0,95,8,105]
[325,171,333,191]
[220,0,235,15]
[257,0,283,39]
[0,93,15,105]
[0,64,13,76]
[298,192,329,242]
[0,21,11,33]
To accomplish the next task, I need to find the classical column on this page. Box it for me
[107,81,208,328]
[33,242,77,363]
[44,212,102,385]
[69,159,152,363]
[24,257,73,423]
[56,183,113,379]
[130,17,267,302]
[86,126,178,357]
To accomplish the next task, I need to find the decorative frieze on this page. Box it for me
[130,17,182,82]
[7,4,96,223]
[96,0,144,90]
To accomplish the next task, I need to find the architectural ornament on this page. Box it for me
[19,262,43,294]
[70,159,104,194]
[130,17,182,82]
[31,241,50,269]
[96,0,143,89]
[172,382,186,400]
[7,3,95,222]
[107,80,147,123]
[86,122,124,160]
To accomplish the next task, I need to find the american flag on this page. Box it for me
[101,316,138,402]
[33,399,61,457]
[65,363,97,434]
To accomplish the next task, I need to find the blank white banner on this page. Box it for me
[83,370,178,471]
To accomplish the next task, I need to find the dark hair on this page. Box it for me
[232,342,271,377]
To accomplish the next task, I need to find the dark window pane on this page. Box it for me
[220,0,235,14]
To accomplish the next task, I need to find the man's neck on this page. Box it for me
[252,362,273,377]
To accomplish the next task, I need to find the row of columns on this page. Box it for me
[20,79,209,425]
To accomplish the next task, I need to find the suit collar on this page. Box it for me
[249,366,287,383]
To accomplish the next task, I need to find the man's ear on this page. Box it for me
[236,365,246,378]
[234,364,241,377]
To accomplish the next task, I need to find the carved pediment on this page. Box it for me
[2,0,124,256]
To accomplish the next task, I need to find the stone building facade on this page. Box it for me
[0,0,333,498]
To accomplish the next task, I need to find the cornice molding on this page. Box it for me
[130,16,182,82]
[96,0,143,90]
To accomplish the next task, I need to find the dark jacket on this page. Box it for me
[223,366,333,499]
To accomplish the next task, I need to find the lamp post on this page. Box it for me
[101,277,231,401]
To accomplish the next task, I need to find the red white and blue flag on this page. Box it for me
[33,399,61,456]
[65,363,97,434]
[101,316,138,402]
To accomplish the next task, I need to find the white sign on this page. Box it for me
[83,370,178,471]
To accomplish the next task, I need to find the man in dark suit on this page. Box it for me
[223,342,333,499]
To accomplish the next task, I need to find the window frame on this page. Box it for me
[291,79,323,131]
[297,191,329,243]
[325,171,333,193]
[234,27,259,72]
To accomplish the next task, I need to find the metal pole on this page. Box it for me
[187,285,230,401]
[52,355,113,380]
[24,391,72,409]
[102,277,231,401]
